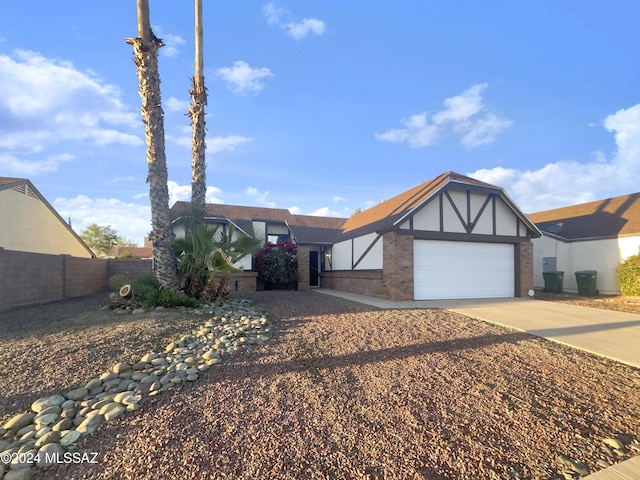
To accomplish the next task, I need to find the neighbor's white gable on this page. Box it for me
[0,186,91,257]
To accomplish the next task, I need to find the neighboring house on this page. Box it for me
[0,177,94,258]
[173,171,541,301]
[528,192,640,295]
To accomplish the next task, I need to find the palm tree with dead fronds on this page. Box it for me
[189,0,208,222]
[126,0,180,291]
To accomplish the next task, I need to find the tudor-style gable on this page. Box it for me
[339,171,539,241]
[398,183,537,241]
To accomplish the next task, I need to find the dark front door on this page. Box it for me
[309,251,319,287]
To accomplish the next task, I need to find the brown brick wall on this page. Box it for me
[229,271,258,293]
[320,270,385,297]
[297,246,311,291]
[320,232,415,302]
[516,241,534,297]
[381,231,414,301]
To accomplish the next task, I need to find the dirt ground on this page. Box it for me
[1,290,639,479]
[533,289,640,315]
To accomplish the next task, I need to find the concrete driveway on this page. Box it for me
[315,290,640,368]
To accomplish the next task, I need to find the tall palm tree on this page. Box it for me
[190,0,207,221]
[126,0,180,291]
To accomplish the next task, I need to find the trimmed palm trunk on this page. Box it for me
[126,0,180,291]
[190,0,207,220]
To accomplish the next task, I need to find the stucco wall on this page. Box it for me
[532,235,640,295]
[0,188,92,258]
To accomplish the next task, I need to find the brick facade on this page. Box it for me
[515,241,534,297]
[321,235,535,302]
[297,245,311,291]
[381,231,414,301]
[320,270,385,297]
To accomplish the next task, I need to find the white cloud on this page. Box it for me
[263,3,326,40]
[469,102,640,212]
[0,152,74,176]
[167,132,253,154]
[288,205,302,214]
[54,195,152,246]
[165,97,190,112]
[167,180,223,206]
[246,187,276,208]
[375,83,512,149]
[287,18,326,40]
[0,50,142,159]
[332,196,346,203]
[208,135,253,153]
[215,61,273,95]
[152,26,186,57]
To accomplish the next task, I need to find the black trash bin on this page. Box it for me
[543,271,564,293]
[575,270,597,296]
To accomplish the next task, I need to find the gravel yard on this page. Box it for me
[1,290,639,479]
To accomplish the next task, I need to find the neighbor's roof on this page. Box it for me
[0,177,29,189]
[528,192,640,240]
[171,201,347,245]
[338,171,539,240]
[114,246,153,258]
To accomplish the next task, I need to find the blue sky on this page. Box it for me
[1,1,639,244]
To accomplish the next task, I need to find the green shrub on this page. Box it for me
[108,273,130,292]
[120,275,202,310]
[616,254,640,296]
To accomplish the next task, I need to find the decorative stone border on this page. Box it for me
[0,299,270,479]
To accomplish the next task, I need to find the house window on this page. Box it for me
[266,223,290,245]
[267,233,290,244]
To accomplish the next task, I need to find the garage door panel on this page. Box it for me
[414,240,514,300]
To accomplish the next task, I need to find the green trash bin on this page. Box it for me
[575,270,597,296]
[543,271,564,293]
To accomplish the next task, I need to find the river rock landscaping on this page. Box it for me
[1,290,639,479]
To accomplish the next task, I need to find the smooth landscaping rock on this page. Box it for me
[65,387,89,401]
[76,414,103,435]
[36,442,64,468]
[31,395,65,414]
[3,413,35,432]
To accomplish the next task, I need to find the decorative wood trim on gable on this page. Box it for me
[398,229,529,244]
[352,233,383,269]
[442,189,502,235]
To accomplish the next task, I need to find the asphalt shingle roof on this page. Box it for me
[528,192,640,240]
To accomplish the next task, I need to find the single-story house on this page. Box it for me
[0,177,94,258]
[528,192,640,295]
[172,171,541,301]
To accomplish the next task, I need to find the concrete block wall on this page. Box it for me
[65,256,108,297]
[0,248,64,309]
[107,259,154,285]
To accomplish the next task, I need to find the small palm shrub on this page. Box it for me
[110,274,201,310]
[616,254,640,296]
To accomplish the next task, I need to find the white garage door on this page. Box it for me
[414,240,514,300]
